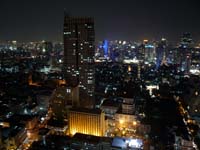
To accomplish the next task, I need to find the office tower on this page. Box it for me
[143,40,156,63]
[68,108,106,136]
[180,32,193,48]
[156,38,167,68]
[178,33,193,73]
[138,44,145,62]
[63,14,95,108]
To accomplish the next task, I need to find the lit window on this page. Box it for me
[88,80,93,84]
[64,32,71,35]
[66,89,71,93]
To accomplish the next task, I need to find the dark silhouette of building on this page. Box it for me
[178,33,193,73]
[63,13,95,108]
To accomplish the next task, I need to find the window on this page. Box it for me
[64,32,71,35]
[66,88,71,93]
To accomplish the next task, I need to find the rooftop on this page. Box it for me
[70,107,102,114]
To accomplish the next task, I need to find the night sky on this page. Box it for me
[0,0,200,43]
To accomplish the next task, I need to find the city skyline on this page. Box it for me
[0,0,200,43]
[1,1,200,150]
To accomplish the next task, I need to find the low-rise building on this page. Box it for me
[69,108,107,136]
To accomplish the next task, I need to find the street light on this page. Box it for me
[119,119,124,124]
[133,121,137,126]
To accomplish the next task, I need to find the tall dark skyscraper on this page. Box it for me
[63,14,95,108]
[178,33,193,73]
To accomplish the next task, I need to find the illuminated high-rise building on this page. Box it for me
[180,32,193,48]
[63,13,95,108]
[68,108,106,136]
[156,38,167,68]
[178,33,193,73]
[143,40,156,63]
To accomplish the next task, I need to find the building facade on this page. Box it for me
[63,14,95,108]
[69,108,106,136]
[50,86,79,119]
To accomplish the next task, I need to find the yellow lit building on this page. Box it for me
[69,108,106,136]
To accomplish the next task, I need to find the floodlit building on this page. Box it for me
[68,108,106,136]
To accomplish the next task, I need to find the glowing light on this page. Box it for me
[143,39,148,43]
[128,139,142,148]
[128,65,131,72]
[71,129,77,135]
[190,69,200,75]
[146,85,159,96]
[0,122,10,127]
[112,137,143,149]
[123,58,139,64]
[133,121,137,126]
[145,45,154,48]
[103,40,108,57]
[119,119,124,124]
[122,41,126,45]
[64,32,71,35]
[27,132,32,137]
[12,40,17,44]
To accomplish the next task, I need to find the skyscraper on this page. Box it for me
[156,38,167,68]
[63,13,95,108]
[178,33,193,73]
[180,32,193,48]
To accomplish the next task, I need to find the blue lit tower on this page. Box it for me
[156,38,167,69]
[103,40,109,58]
[63,13,95,108]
